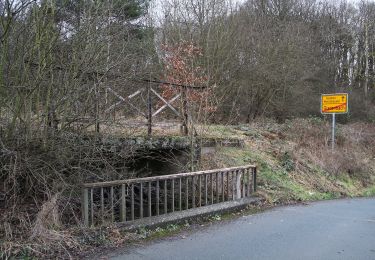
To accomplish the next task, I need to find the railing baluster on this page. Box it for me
[236,170,241,199]
[253,167,257,192]
[121,184,126,222]
[185,177,189,209]
[131,184,134,221]
[248,169,251,194]
[82,188,89,226]
[164,179,168,214]
[100,187,104,223]
[140,182,143,219]
[179,178,182,211]
[192,176,196,208]
[156,180,160,216]
[148,182,152,217]
[216,172,219,203]
[205,174,208,205]
[241,169,246,198]
[232,171,235,200]
[211,174,214,204]
[172,179,175,212]
[110,186,114,222]
[222,172,225,202]
[225,171,230,201]
[198,175,202,207]
[90,188,94,226]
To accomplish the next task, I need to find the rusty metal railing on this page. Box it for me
[82,165,257,226]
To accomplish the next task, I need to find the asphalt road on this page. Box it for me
[110,198,375,260]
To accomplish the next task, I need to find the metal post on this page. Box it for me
[332,113,336,151]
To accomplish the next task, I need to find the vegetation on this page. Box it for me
[201,118,375,204]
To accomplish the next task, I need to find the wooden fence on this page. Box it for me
[82,165,257,226]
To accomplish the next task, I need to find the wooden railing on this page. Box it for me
[82,165,257,226]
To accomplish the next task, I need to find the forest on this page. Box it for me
[0,0,375,258]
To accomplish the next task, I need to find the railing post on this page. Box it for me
[156,180,160,216]
[192,176,196,208]
[82,188,89,226]
[140,183,143,219]
[121,184,126,222]
[172,179,175,212]
[253,167,257,192]
[110,187,114,222]
[179,178,182,211]
[131,184,135,221]
[221,172,225,202]
[236,170,242,199]
[164,180,168,214]
[148,182,152,217]
[247,168,251,197]
[232,171,236,200]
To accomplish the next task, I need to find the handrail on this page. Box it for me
[81,165,257,226]
[83,165,256,188]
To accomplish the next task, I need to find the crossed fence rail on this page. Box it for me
[82,165,257,226]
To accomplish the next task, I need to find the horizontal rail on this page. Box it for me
[83,165,256,188]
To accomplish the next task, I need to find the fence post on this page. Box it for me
[82,188,89,226]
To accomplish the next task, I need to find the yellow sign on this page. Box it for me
[321,93,348,114]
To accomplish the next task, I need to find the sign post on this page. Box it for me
[331,113,335,150]
[321,93,348,150]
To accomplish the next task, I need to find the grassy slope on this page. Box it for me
[200,118,375,205]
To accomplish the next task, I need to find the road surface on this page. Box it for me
[110,198,375,260]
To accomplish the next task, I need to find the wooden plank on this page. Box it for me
[106,87,146,117]
[131,184,134,221]
[82,188,89,226]
[121,184,126,222]
[148,182,152,217]
[83,165,256,188]
[156,180,160,216]
[152,94,181,117]
[151,88,180,117]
